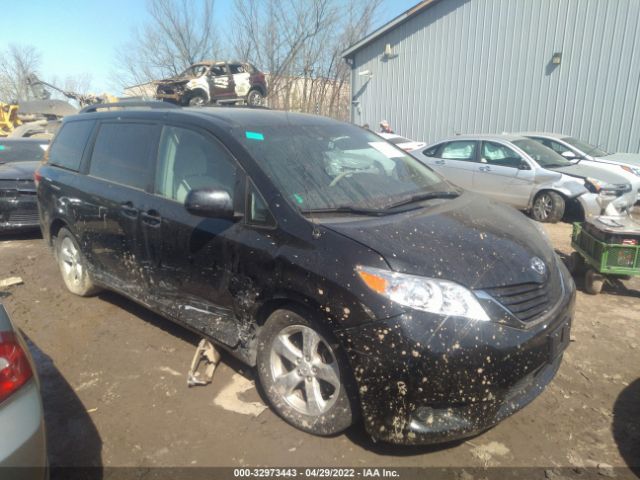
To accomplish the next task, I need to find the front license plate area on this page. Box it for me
[549,319,571,361]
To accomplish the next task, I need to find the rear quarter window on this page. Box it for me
[89,123,158,190]
[48,120,95,171]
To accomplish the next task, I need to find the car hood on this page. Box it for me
[596,153,640,167]
[0,161,39,180]
[550,163,629,184]
[156,77,192,85]
[322,193,557,290]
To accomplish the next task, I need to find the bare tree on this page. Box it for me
[232,0,381,120]
[112,0,220,88]
[0,44,42,102]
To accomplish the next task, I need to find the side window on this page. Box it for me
[246,181,275,227]
[155,126,237,203]
[481,142,522,168]
[440,141,477,161]
[89,123,158,190]
[230,64,246,75]
[48,120,95,171]
[209,65,229,77]
[422,144,440,157]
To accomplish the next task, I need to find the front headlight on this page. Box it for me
[621,165,640,177]
[356,266,490,321]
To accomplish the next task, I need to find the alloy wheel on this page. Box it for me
[59,236,83,287]
[269,325,341,416]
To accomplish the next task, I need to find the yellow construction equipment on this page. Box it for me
[0,102,22,137]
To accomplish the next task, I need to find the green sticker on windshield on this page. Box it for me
[293,193,304,204]
[0,145,5,151]
[245,131,264,141]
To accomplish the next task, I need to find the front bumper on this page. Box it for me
[155,93,182,104]
[0,195,40,232]
[336,264,575,445]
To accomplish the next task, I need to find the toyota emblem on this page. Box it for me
[530,257,546,276]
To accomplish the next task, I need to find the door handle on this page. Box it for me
[141,210,161,227]
[434,159,445,165]
[120,201,138,218]
[478,166,492,172]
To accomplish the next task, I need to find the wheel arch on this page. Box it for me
[49,217,69,246]
[182,87,210,105]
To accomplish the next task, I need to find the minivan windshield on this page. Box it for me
[233,123,454,212]
[512,138,572,168]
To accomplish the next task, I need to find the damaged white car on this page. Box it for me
[155,61,268,107]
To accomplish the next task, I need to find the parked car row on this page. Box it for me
[30,102,575,446]
[414,133,640,223]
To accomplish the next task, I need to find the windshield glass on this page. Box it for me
[180,64,208,77]
[562,137,610,157]
[232,123,452,212]
[0,142,48,163]
[513,138,572,168]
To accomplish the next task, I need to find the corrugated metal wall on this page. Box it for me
[350,0,640,153]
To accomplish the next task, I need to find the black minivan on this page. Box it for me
[36,104,574,445]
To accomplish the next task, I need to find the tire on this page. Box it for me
[186,92,207,107]
[585,268,605,295]
[256,308,358,436]
[532,191,565,223]
[565,251,585,275]
[55,228,100,296]
[246,89,264,107]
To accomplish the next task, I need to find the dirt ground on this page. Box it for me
[1,220,639,478]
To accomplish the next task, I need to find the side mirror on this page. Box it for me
[185,189,236,219]
[518,160,531,170]
[561,151,578,159]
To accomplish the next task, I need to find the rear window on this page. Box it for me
[48,120,95,171]
[0,141,48,163]
[89,123,158,190]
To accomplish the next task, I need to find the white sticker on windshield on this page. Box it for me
[369,141,404,158]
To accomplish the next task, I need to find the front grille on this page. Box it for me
[6,209,39,224]
[483,281,552,322]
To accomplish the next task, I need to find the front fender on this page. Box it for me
[528,176,587,207]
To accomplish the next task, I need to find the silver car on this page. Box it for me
[0,305,47,479]
[518,132,640,200]
[413,134,636,222]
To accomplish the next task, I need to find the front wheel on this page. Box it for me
[186,92,207,106]
[256,308,358,436]
[55,228,100,296]
[532,191,565,223]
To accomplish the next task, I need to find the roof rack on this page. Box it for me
[79,101,179,114]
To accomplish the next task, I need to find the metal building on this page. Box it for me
[343,0,640,153]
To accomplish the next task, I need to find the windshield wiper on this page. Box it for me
[301,206,393,216]
[383,191,460,210]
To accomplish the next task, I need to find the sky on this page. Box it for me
[0,0,418,96]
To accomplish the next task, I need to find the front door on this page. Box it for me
[472,141,534,209]
[143,124,244,346]
[207,64,235,102]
